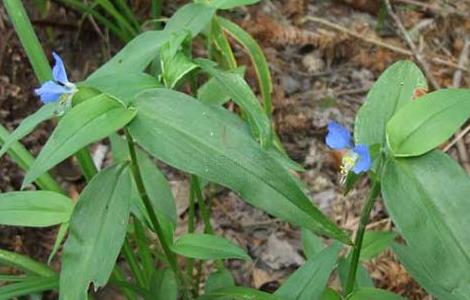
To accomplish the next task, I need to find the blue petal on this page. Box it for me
[325,121,352,150]
[52,52,69,84]
[352,144,372,174]
[34,81,69,104]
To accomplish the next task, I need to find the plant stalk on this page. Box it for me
[124,128,189,299]
[344,179,381,295]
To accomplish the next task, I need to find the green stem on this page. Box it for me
[74,148,98,182]
[122,238,146,288]
[186,182,196,293]
[191,176,224,271]
[124,128,190,299]
[111,267,137,300]
[151,0,162,29]
[344,179,381,295]
[191,176,213,234]
[134,218,154,281]
[4,0,51,82]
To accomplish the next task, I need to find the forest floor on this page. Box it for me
[1,0,469,299]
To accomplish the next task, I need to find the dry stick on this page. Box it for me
[393,0,469,18]
[384,0,440,90]
[448,38,470,172]
[303,16,469,73]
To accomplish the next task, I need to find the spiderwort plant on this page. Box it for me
[3,1,470,300]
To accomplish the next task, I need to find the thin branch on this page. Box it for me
[448,38,470,172]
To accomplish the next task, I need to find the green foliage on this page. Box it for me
[275,243,342,300]
[0,103,56,158]
[209,0,261,10]
[218,17,273,116]
[23,94,136,187]
[387,89,470,157]
[0,191,73,227]
[199,287,283,300]
[171,233,251,261]
[360,231,396,261]
[6,1,470,299]
[128,88,348,242]
[355,60,427,146]
[382,151,470,299]
[346,288,405,300]
[301,228,325,259]
[205,268,236,294]
[196,58,272,147]
[60,163,132,299]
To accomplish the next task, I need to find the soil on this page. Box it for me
[1,1,469,299]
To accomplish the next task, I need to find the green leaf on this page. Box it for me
[88,30,171,80]
[360,231,396,261]
[23,94,136,187]
[149,269,178,300]
[210,17,237,69]
[338,257,374,292]
[274,243,341,300]
[205,268,236,294]
[301,228,325,259]
[196,58,272,147]
[209,0,261,9]
[321,288,342,300]
[382,151,470,300]
[83,73,162,105]
[0,276,58,299]
[60,163,132,300]
[171,233,250,261]
[48,221,69,264]
[218,17,272,116]
[197,66,246,106]
[137,150,177,226]
[0,249,55,277]
[164,3,216,37]
[0,103,56,158]
[386,89,470,157]
[355,60,427,146]
[0,191,73,227]
[347,288,405,300]
[128,88,349,243]
[160,32,197,88]
[110,134,177,231]
[199,287,283,300]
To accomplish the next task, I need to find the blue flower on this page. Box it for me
[326,121,372,176]
[34,52,76,107]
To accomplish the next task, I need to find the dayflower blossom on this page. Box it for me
[325,121,372,181]
[34,52,77,114]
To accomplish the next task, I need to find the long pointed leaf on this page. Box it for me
[355,61,427,146]
[60,163,132,300]
[196,58,272,147]
[23,94,136,187]
[0,191,73,227]
[275,243,341,300]
[382,151,470,299]
[128,88,349,243]
[0,103,56,158]
[386,89,470,157]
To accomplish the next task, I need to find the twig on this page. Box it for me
[303,16,469,73]
[443,123,470,152]
[393,0,469,18]
[384,0,440,90]
[447,38,470,172]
